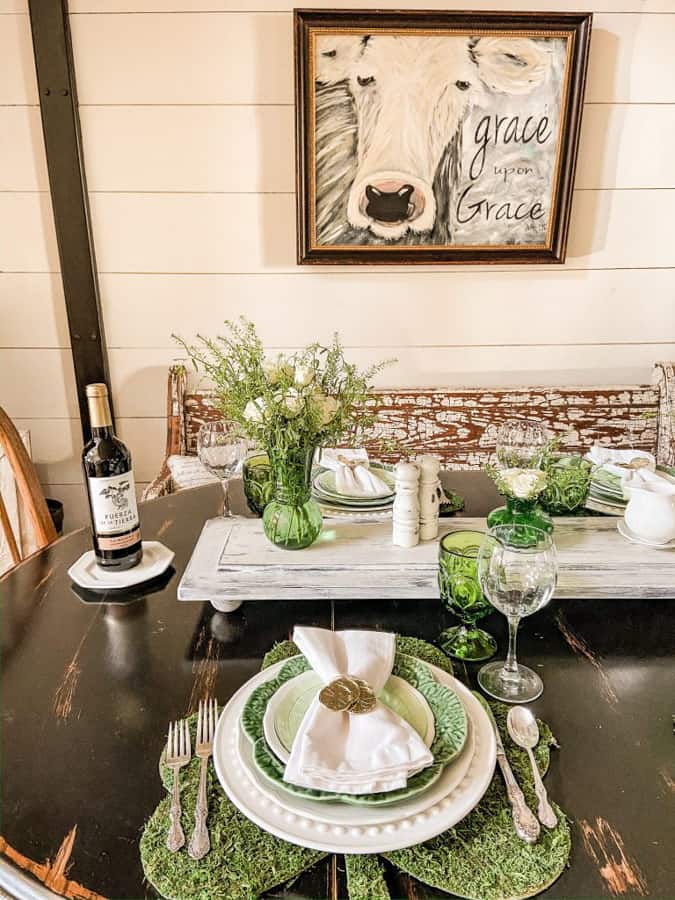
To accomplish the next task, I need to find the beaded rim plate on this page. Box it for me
[318,503,393,520]
[213,657,495,852]
[237,698,477,829]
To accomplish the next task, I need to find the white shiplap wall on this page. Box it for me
[0,7,87,529]
[2,1,675,529]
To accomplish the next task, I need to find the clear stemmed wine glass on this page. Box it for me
[476,524,557,702]
[495,418,549,470]
[197,422,250,515]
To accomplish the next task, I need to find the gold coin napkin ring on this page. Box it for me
[616,458,651,470]
[319,675,377,715]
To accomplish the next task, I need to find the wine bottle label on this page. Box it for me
[88,471,140,536]
[97,529,141,551]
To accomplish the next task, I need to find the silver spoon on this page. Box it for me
[507,707,558,829]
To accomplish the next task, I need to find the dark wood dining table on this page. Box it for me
[1,474,673,900]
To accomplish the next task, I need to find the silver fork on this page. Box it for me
[165,719,191,852]
[188,697,217,860]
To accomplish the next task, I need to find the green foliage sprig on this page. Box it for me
[174,318,395,453]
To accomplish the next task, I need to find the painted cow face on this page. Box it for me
[316,35,551,240]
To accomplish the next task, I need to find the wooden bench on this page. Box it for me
[144,361,675,500]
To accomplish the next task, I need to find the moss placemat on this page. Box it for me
[140,636,570,900]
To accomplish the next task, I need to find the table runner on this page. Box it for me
[140,636,571,900]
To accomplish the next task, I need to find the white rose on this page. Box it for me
[275,388,303,418]
[314,393,339,426]
[294,364,315,388]
[243,397,266,424]
[501,468,547,499]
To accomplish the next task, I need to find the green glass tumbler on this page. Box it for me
[438,530,497,662]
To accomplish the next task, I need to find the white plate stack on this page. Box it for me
[212,655,497,853]
[312,464,396,519]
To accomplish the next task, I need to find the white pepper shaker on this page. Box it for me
[417,455,441,541]
[393,461,420,548]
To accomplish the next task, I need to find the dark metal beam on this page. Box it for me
[27,0,111,440]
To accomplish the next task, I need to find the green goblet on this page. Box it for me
[438,530,497,662]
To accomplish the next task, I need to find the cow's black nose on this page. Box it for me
[365,184,415,223]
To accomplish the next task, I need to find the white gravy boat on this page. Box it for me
[624,480,675,544]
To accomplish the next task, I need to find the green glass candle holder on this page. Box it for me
[438,530,497,662]
[540,454,593,515]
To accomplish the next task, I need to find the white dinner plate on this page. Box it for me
[244,693,476,828]
[318,502,393,520]
[67,541,174,589]
[213,657,495,853]
[313,483,395,508]
[585,498,624,516]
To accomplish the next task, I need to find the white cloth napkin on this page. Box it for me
[586,446,673,496]
[319,449,392,498]
[283,627,434,794]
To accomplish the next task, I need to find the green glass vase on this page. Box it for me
[262,445,323,550]
[487,496,553,547]
[242,452,274,517]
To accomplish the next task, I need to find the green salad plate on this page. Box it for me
[240,653,468,807]
[263,671,435,763]
[587,464,675,513]
[313,465,395,505]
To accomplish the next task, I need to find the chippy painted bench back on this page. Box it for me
[144,362,675,500]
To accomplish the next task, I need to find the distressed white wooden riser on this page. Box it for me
[177,516,675,603]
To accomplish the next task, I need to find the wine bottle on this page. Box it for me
[82,383,143,570]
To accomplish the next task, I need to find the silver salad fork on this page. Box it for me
[188,697,217,860]
[165,718,191,852]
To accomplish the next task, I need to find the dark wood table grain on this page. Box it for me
[1,474,673,900]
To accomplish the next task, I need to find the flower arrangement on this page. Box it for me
[176,319,393,548]
[176,319,392,453]
[484,460,553,537]
[484,435,594,535]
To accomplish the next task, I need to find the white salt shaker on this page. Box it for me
[417,455,441,541]
[393,461,420,548]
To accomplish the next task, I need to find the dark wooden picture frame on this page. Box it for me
[295,9,592,266]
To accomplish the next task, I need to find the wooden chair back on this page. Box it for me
[0,407,57,570]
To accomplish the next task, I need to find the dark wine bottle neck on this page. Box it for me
[91,425,115,440]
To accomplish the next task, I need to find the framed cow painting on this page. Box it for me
[295,9,592,265]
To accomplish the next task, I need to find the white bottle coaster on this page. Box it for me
[67,541,175,590]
